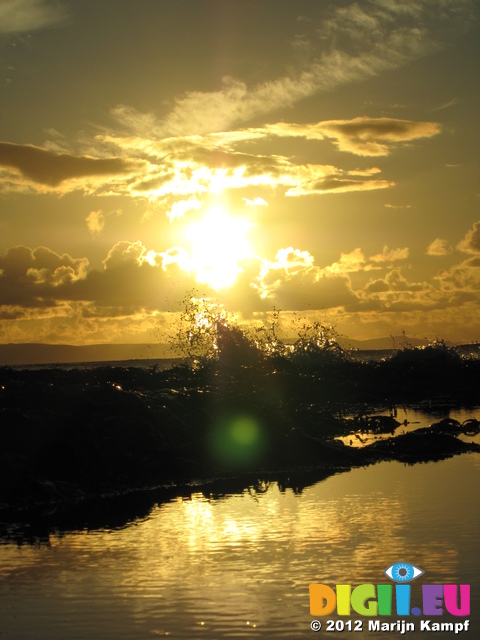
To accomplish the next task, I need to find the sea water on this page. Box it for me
[0,453,478,639]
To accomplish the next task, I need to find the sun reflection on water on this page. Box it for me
[0,455,478,639]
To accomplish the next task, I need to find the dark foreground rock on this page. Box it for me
[0,359,479,516]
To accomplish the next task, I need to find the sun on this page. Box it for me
[186,206,253,289]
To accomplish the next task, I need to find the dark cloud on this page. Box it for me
[65,247,201,313]
[435,257,480,292]
[0,307,28,320]
[132,172,175,193]
[317,117,440,156]
[259,249,359,311]
[286,175,393,196]
[0,242,203,316]
[267,271,359,311]
[364,269,427,294]
[354,267,479,314]
[0,241,364,323]
[0,142,135,187]
[0,245,88,307]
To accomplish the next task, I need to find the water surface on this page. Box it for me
[1,454,478,639]
[337,405,480,447]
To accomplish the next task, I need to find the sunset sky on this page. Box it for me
[0,0,479,346]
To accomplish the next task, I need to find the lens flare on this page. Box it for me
[210,414,264,468]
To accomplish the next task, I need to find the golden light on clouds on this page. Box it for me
[0,0,478,345]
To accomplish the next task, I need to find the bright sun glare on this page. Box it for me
[186,207,252,289]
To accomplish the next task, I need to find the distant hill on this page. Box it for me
[0,336,453,366]
[336,335,432,350]
[0,343,174,366]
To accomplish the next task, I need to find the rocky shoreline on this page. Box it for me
[1,347,479,519]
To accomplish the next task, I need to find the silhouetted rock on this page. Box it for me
[0,343,479,513]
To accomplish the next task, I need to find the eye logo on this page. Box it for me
[384,562,424,583]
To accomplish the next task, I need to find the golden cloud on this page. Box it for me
[457,220,480,254]
[86,210,105,235]
[435,257,480,292]
[426,238,453,256]
[107,1,470,137]
[77,114,443,207]
[369,246,410,263]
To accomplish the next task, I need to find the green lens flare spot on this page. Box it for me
[211,414,265,468]
[230,417,259,446]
